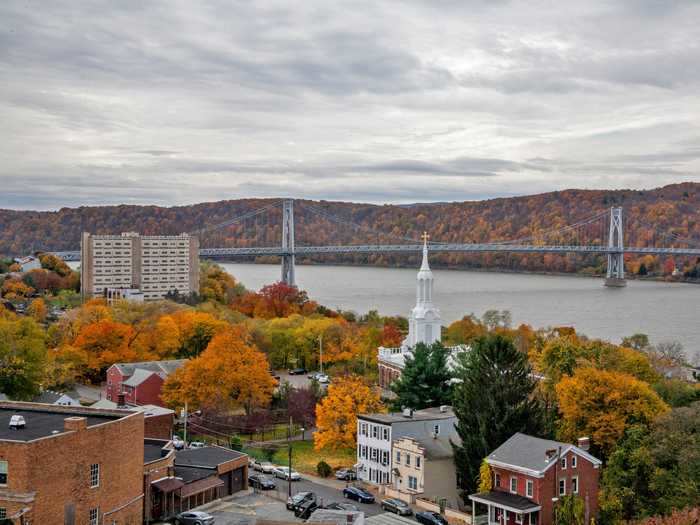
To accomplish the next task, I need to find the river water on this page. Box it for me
[219,262,699,350]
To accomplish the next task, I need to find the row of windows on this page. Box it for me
[359,422,390,440]
[358,445,390,466]
[0,460,99,490]
[367,468,390,484]
[396,450,421,469]
[496,472,579,499]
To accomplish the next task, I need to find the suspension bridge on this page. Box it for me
[50,199,700,288]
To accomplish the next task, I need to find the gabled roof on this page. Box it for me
[112,359,187,378]
[122,368,159,387]
[486,433,601,475]
[31,390,80,405]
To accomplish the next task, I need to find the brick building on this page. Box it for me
[106,360,187,407]
[91,398,175,441]
[0,401,145,525]
[469,433,602,525]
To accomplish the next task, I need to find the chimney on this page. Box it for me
[64,417,87,432]
[577,437,590,451]
[545,448,558,461]
[117,393,127,408]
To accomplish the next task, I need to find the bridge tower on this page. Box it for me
[281,199,296,286]
[605,206,626,287]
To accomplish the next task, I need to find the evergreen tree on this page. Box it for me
[452,334,544,499]
[390,342,454,410]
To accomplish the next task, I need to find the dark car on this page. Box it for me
[416,511,449,525]
[295,499,319,519]
[248,473,276,490]
[381,498,413,516]
[287,491,317,511]
[335,468,357,481]
[342,486,375,503]
[288,367,307,375]
[324,502,359,511]
[175,510,215,525]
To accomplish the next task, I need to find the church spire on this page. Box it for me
[420,231,430,271]
[404,230,441,348]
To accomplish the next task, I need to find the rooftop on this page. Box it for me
[469,491,541,512]
[174,446,246,469]
[0,403,125,442]
[487,433,601,473]
[359,406,455,425]
[175,465,219,483]
[113,359,187,378]
[122,368,159,387]
[90,399,174,417]
[144,439,171,463]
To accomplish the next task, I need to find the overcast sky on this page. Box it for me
[1,1,699,210]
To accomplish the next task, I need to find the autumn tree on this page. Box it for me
[161,326,275,413]
[171,310,227,358]
[39,253,72,276]
[314,375,384,451]
[555,367,669,458]
[199,261,244,303]
[1,279,35,300]
[445,315,486,346]
[452,334,545,498]
[73,319,136,375]
[554,495,585,525]
[390,342,454,410]
[0,314,47,399]
[27,298,47,323]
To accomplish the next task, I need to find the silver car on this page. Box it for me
[175,510,215,525]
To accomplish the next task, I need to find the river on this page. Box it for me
[219,262,699,350]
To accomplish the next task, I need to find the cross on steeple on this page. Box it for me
[421,231,430,244]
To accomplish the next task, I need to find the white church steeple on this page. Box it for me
[405,232,441,348]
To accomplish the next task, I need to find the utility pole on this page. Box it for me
[288,416,293,499]
[319,333,323,374]
[183,401,188,444]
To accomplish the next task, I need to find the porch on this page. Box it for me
[469,491,541,525]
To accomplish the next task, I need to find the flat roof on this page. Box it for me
[469,491,541,513]
[144,441,169,463]
[175,465,217,483]
[359,406,455,425]
[174,446,246,469]
[0,406,122,442]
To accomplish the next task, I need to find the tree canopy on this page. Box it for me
[390,341,454,410]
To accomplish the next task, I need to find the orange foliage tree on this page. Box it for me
[314,375,384,451]
[27,298,47,323]
[556,367,669,457]
[73,319,137,374]
[161,326,275,413]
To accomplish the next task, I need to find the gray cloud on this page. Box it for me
[0,0,698,210]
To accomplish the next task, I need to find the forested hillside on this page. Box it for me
[1,182,699,277]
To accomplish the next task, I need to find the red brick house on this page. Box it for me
[469,433,602,525]
[106,359,186,407]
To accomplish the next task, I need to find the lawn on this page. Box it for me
[245,439,356,475]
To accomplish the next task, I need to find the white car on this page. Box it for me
[254,460,275,474]
[189,441,207,449]
[316,374,330,384]
[273,466,301,481]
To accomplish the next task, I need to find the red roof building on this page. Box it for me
[106,359,186,407]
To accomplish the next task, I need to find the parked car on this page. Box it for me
[175,510,215,525]
[324,502,359,511]
[381,498,413,516]
[253,460,275,473]
[248,473,276,490]
[188,441,206,449]
[342,486,375,503]
[295,499,319,519]
[172,437,185,450]
[287,491,316,511]
[273,466,301,481]
[316,374,330,383]
[288,367,307,375]
[416,511,449,525]
[335,468,357,481]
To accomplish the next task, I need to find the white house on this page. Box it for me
[356,406,457,486]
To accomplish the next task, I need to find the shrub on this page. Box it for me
[316,460,332,478]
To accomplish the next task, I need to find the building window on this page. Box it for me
[571,456,577,468]
[510,477,518,494]
[526,480,533,498]
[372,426,378,439]
[561,457,567,469]
[572,476,579,494]
[515,513,523,524]
[396,451,401,463]
[0,461,7,485]
[89,507,99,525]
[416,456,421,469]
[360,423,367,436]
[405,454,411,466]
[371,448,378,461]
[383,427,390,440]
[382,451,389,466]
[0,508,5,519]
[559,479,566,496]
[408,476,418,490]
[90,463,100,488]
[433,424,440,436]
[494,472,500,488]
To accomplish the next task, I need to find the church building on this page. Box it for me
[378,234,466,389]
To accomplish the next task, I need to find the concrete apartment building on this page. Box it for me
[0,401,145,525]
[356,406,457,486]
[80,232,199,301]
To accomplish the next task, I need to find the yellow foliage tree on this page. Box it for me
[161,326,275,413]
[478,459,493,492]
[27,298,47,323]
[314,375,384,451]
[555,367,669,456]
